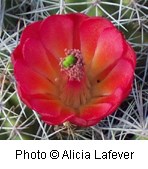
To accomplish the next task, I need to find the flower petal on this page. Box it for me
[95,41,136,82]
[92,59,134,97]
[31,99,63,117]
[41,111,74,125]
[23,38,59,83]
[12,21,42,63]
[70,88,123,126]
[20,21,42,45]
[70,103,112,126]
[90,27,126,79]
[17,85,73,124]
[31,98,74,125]
[92,88,123,107]
[40,15,73,58]
[11,45,22,64]
[80,17,114,67]
[14,59,57,95]
[66,13,89,49]
[124,42,136,68]
[16,84,56,108]
[40,14,88,58]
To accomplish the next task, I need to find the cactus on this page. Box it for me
[0,0,148,140]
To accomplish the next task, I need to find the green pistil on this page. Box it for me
[62,55,77,68]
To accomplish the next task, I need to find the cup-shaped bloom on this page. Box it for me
[12,13,136,127]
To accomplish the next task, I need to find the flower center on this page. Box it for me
[60,49,84,81]
[59,49,91,109]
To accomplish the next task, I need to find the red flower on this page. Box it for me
[12,13,136,127]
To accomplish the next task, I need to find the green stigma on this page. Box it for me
[62,55,77,68]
